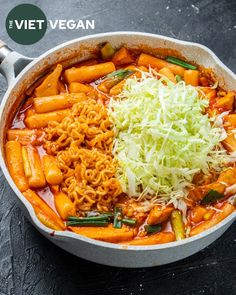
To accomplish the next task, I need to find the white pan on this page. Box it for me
[0,32,235,268]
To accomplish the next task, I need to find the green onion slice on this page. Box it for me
[106,69,133,79]
[113,207,123,228]
[94,69,134,85]
[85,211,114,218]
[100,42,115,60]
[175,74,182,82]
[122,217,137,226]
[166,56,197,70]
[201,190,225,205]
[144,224,162,234]
[85,211,100,217]
[69,211,137,229]
[67,220,109,227]
[98,211,114,218]
[68,215,109,222]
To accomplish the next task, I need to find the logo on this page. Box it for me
[6,4,96,45]
[6,4,47,45]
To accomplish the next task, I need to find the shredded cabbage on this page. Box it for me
[109,72,231,204]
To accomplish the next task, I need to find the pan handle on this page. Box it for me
[0,40,34,86]
[0,40,6,48]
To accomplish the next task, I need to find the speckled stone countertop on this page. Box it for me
[0,0,236,294]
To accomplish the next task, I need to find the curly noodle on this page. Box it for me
[44,98,121,211]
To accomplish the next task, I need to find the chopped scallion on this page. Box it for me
[170,210,186,240]
[145,224,162,234]
[95,69,134,85]
[68,215,109,222]
[166,56,197,70]
[67,220,109,227]
[113,207,123,228]
[175,74,182,82]
[122,217,137,226]
[100,42,115,60]
[201,190,224,205]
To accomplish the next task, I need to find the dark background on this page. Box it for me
[0,0,236,294]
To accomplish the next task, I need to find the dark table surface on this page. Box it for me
[0,0,236,294]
